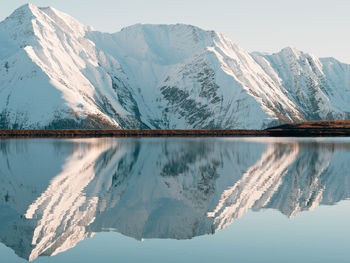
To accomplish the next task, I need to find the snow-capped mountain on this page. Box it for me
[0,4,349,129]
[1,138,350,260]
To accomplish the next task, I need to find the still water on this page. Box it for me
[0,137,350,262]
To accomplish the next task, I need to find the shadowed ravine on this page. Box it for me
[0,138,350,261]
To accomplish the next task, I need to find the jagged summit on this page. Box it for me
[279,46,302,55]
[96,23,221,66]
[4,3,90,37]
[0,4,349,129]
[8,3,37,15]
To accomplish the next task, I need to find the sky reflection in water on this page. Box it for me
[0,137,350,262]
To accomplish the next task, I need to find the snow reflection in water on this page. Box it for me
[0,137,350,261]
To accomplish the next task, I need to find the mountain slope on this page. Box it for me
[0,4,146,129]
[87,24,304,128]
[0,4,349,129]
[252,48,350,121]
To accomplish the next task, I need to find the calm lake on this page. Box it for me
[1,137,350,262]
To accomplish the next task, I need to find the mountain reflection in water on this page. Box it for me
[0,138,349,261]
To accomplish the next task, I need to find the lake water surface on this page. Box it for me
[0,137,350,262]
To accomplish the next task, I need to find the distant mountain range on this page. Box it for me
[0,4,349,129]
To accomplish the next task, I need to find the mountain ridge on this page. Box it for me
[0,4,349,129]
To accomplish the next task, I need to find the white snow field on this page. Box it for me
[0,4,349,129]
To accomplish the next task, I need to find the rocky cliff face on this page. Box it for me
[0,4,349,129]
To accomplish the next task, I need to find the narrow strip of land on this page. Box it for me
[0,120,349,138]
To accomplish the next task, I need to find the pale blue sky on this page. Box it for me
[1,0,350,63]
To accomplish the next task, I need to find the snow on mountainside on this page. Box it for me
[0,4,145,129]
[0,4,349,129]
[252,48,350,120]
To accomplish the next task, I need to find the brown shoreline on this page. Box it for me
[0,129,266,138]
[0,129,349,138]
[0,120,350,138]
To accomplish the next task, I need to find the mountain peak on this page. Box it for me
[17,2,36,10]
[121,23,209,32]
[7,3,40,19]
[105,23,220,66]
[0,3,42,48]
[118,23,216,42]
[279,46,302,58]
[3,3,90,43]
